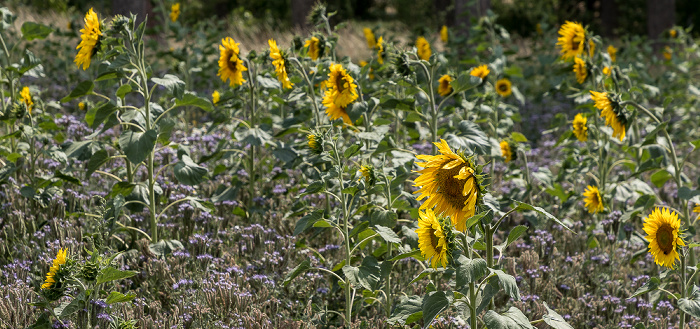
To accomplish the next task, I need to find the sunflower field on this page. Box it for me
[2,1,700,328]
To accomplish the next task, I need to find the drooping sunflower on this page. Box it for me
[440,25,448,43]
[414,139,485,232]
[212,90,220,105]
[607,45,617,62]
[437,75,453,96]
[416,209,450,268]
[573,57,587,84]
[322,63,358,124]
[470,65,490,79]
[217,37,247,87]
[42,248,68,289]
[590,91,626,141]
[583,185,604,214]
[556,21,586,60]
[305,36,322,60]
[268,39,293,89]
[307,134,322,154]
[170,3,180,22]
[495,78,512,97]
[376,36,384,65]
[20,87,33,115]
[572,113,588,142]
[500,140,514,163]
[363,28,376,49]
[416,36,431,61]
[74,8,102,70]
[643,207,685,268]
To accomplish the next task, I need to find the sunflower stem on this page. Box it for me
[462,234,478,329]
[485,224,495,311]
[332,134,353,327]
[680,252,687,328]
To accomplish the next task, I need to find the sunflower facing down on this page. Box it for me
[20,87,33,115]
[322,63,358,124]
[500,140,514,163]
[573,57,587,84]
[42,248,68,289]
[495,79,512,97]
[75,8,102,70]
[470,65,490,79]
[583,185,604,213]
[556,21,586,60]
[268,39,293,89]
[307,134,322,154]
[437,75,453,96]
[643,207,685,268]
[217,37,247,87]
[363,28,376,49]
[416,209,451,268]
[170,3,180,22]
[414,139,485,232]
[572,113,588,142]
[304,37,322,60]
[590,91,626,141]
[416,36,432,61]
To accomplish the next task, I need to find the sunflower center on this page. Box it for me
[226,51,239,73]
[656,224,675,255]
[571,37,581,51]
[435,163,471,208]
[499,84,508,92]
[428,228,443,253]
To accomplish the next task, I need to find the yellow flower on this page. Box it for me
[305,37,321,60]
[500,140,513,163]
[20,87,33,115]
[572,113,588,142]
[643,207,685,268]
[376,36,384,65]
[694,204,700,213]
[416,209,450,268]
[437,75,453,96]
[307,134,322,153]
[75,8,102,70]
[583,185,604,213]
[78,102,86,111]
[359,165,376,185]
[607,45,617,62]
[588,40,596,57]
[536,23,543,35]
[440,25,448,43]
[414,139,483,232]
[42,248,68,289]
[470,65,490,79]
[269,39,293,89]
[212,90,220,105]
[322,63,358,124]
[573,57,587,84]
[363,28,376,49]
[217,37,247,87]
[663,46,672,61]
[556,21,585,60]
[360,60,374,80]
[170,3,180,22]
[670,29,677,38]
[495,79,512,97]
[590,91,626,141]
[416,36,431,61]
[602,66,611,75]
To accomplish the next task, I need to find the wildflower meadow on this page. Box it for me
[2,1,700,328]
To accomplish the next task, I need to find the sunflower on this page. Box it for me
[588,40,596,57]
[437,75,453,96]
[573,57,587,84]
[359,165,376,185]
[583,185,604,213]
[572,113,588,142]
[670,29,677,38]
[20,87,33,115]
[643,207,685,268]
[78,102,86,111]
[607,45,617,62]
[212,90,220,105]
[495,79,512,97]
[42,248,68,289]
[470,65,490,79]
[694,204,700,213]
[217,37,247,87]
[556,21,585,60]
[74,8,102,70]
[500,140,514,163]
[416,209,450,268]
[363,28,376,49]
[663,46,672,61]
[414,139,484,232]
[440,25,448,43]
[305,37,321,60]
[170,3,180,22]
[268,39,293,89]
[602,66,611,76]
[322,63,358,124]
[416,36,431,61]
[307,134,322,153]
[376,36,384,65]
[590,91,626,141]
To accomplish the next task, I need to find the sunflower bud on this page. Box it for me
[81,260,100,282]
[359,165,376,186]
[307,134,323,154]
[393,51,412,77]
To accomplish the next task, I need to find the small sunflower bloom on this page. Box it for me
[78,102,86,111]
[602,66,611,76]
[556,21,586,60]
[75,8,102,70]
[359,165,376,185]
[607,45,617,62]
[500,140,513,163]
[470,65,490,79]
[212,90,220,105]
[440,25,448,43]
[663,46,672,61]
[218,37,247,87]
[269,39,293,89]
[573,57,587,84]
[694,204,700,213]
[495,79,512,97]
[590,91,626,141]
[670,29,677,38]
[363,28,376,49]
[572,113,588,142]
[304,37,321,60]
[416,209,451,269]
[583,185,604,214]
[643,207,685,268]
[169,3,180,22]
[42,248,68,289]
[307,134,322,154]
[20,87,33,115]
[322,63,358,124]
[416,36,431,61]
[437,75,453,96]
[376,36,384,65]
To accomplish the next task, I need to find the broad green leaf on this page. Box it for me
[679,285,700,319]
[174,92,213,112]
[148,239,184,258]
[105,291,137,304]
[444,120,491,155]
[96,267,138,285]
[234,127,273,147]
[116,84,133,98]
[374,225,400,243]
[512,201,573,233]
[62,80,94,102]
[21,22,52,40]
[456,255,488,288]
[389,250,421,262]
[54,292,84,318]
[90,102,118,129]
[491,269,521,301]
[483,307,534,329]
[343,256,381,290]
[387,295,423,325]
[119,130,158,165]
[423,290,453,328]
[542,302,574,329]
[628,277,660,298]
[283,260,311,287]
[650,169,672,188]
[294,210,324,235]
[151,74,185,99]
[450,73,482,93]
[173,154,208,185]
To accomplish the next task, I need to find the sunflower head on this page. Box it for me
[437,74,453,96]
[470,65,490,80]
[41,248,73,300]
[20,87,33,115]
[414,139,487,232]
[694,204,700,213]
[607,45,617,62]
[304,36,324,60]
[590,91,627,141]
[572,113,588,142]
[500,140,516,163]
[416,209,455,269]
[268,39,293,89]
[643,207,685,268]
[416,36,432,61]
[376,36,384,65]
[359,165,376,186]
[573,57,587,84]
[495,78,512,97]
[556,21,586,60]
[602,66,611,76]
[440,25,448,43]
[307,134,323,154]
[75,8,103,70]
[322,63,358,125]
[583,185,604,214]
[363,28,376,49]
[170,3,181,22]
[670,29,677,38]
[663,46,672,61]
[78,101,86,111]
[218,37,248,87]
[393,51,413,77]
[212,90,220,105]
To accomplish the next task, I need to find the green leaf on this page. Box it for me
[389,249,421,262]
[628,277,660,298]
[96,267,138,285]
[387,295,423,325]
[283,260,311,287]
[25,313,51,329]
[116,84,133,98]
[483,307,534,329]
[512,201,573,233]
[445,120,491,155]
[294,210,324,235]
[679,187,700,200]
[151,74,185,99]
[174,92,213,112]
[343,256,381,290]
[61,80,94,102]
[542,302,574,329]
[174,154,208,185]
[491,269,521,301]
[422,290,453,328]
[456,255,488,288]
[450,73,482,93]
[510,132,528,143]
[53,170,82,186]
[650,169,672,188]
[105,291,137,304]
[54,292,84,318]
[679,285,700,319]
[119,130,158,165]
[90,102,118,129]
[344,142,362,158]
[148,239,184,258]
[21,22,52,40]
[234,127,273,147]
[370,209,398,227]
[374,225,400,243]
